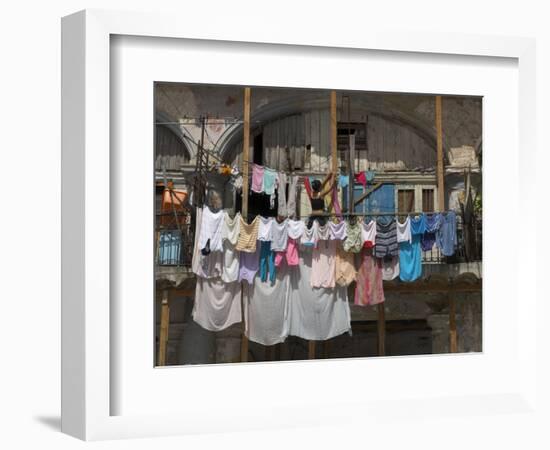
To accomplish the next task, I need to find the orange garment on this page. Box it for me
[160,188,188,227]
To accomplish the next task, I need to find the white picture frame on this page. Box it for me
[61,9,537,441]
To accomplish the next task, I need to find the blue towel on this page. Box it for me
[399,235,423,282]
[436,211,457,256]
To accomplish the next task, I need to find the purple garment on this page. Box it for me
[239,245,261,284]
[421,213,442,251]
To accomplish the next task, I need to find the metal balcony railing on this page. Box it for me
[155,212,194,267]
[154,211,481,269]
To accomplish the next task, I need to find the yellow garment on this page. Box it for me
[236,216,260,253]
[335,242,357,287]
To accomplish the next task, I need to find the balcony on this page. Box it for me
[154,211,481,277]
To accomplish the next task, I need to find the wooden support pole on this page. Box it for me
[157,289,170,366]
[240,87,251,363]
[449,294,458,353]
[241,87,251,218]
[265,345,274,361]
[308,341,316,359]
[435,95,445,211]
[348,132,355,212]
[275,343,282,361]
[323,340,330,359]
[330,90,338,174]
[377,303,386,356]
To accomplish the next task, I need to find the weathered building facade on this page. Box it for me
[154,84,482,365]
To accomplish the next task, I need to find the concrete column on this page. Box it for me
[426,313,450,354]
[457,293,482,353]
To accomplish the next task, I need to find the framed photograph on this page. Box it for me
[61,9,537,441]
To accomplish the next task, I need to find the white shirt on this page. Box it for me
[361,220,377,245]
[396,216,412,243]
[258,216,274,241]
[328,220,347,240]
[287,219,305,239]
[271,219,289,251]
[300,220,319,246]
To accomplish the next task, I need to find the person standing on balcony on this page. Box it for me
[304,172,335,229]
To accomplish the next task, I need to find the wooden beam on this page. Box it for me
[377,303,386,356]
[435,95,445,211]
[240,87,251,362]
[330,90,338,174]
[353,182,384,207]
[308,341,316,359]
[449,294,458,353]
[157,290,170,366]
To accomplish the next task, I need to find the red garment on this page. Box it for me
[304,176,313,198]
[354,171,367,187]
[354,248,385,306]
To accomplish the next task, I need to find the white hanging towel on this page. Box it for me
[244,264,291,346]
[198,206,224,252]
[221,240,240,283]
[192,277,242,332]
[381,256,400,281]
[192,207,222,278]
[288,249,351,341]
[221,211,241,245]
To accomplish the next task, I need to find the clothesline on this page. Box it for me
[292,211,453,218]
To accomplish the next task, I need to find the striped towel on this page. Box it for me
[374,218,398,258]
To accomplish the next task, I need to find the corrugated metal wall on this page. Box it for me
[155,124,190,171]
[260,109,435,171]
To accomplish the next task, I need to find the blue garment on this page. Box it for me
[399,235,422,282]
[410,214,427,235]
[421,213,442,251]
[262,168,277,195]
[259,241,276,283]
[436,211,457,256]
[339,175,349,188]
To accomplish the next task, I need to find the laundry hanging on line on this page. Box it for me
[189,206,459,343]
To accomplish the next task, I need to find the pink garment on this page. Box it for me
[310,239,336,288]
[354,248,385,306]
[251,164,264,193]
[274,238,299,267]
